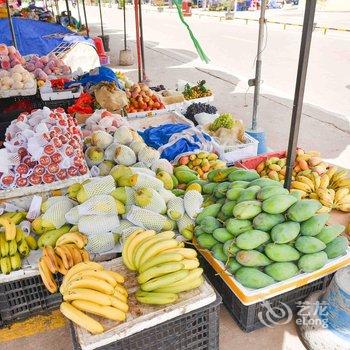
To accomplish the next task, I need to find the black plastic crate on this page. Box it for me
[197,252,333,332]
[42,98,76,111]
[70,291,221,350]
[0,273,63,327]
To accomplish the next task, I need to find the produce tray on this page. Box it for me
[193,239,350,306]
[0,85,37,99]
[70,258,218,350]
[127,111,193,131]
[181,95,215,111]
[235,150,286,169]
[197,252,333,332]
[40,85,83,101]
[0,173,90,201]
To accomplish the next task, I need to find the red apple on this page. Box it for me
[43,173,55,184]
[28,174,42,185]
[33,164,45,176]
[56,169,67,180]
[39,155,51,166]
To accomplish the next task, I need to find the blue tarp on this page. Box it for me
[0,17,87,56]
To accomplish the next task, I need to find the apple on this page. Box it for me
[56,169,68,180]
[28,174,42,185]
[39,155,51,166]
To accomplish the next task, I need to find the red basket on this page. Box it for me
[235,151,287,170]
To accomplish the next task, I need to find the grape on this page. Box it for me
[209,113,234,131]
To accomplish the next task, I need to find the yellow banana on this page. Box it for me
[135,290,178,305]
[64,244,83,265]
[110,295,129,313]
[15,227,24,242]
[319,174,330,189]
[318,205,332,213]
[326,166,338,181]
[10,252,22,270]
[55,232,87,249]
[0,256,12,274]
[309,193,319,200]
[297,176,315,191]
[105,270,125,284]
[25,235,38,250]
[154,276,204,294]
[164,248,197,260]
[66,277,114,295]
[0,217,16,241]
[113,289,128,303]
[80,249,90,262]
[139,253,184,273]
[8,239,17,256]
[334,187,350,203]
[18,239,30,257]
[141,270,189,292]
[137,262,184,284]
[331,170,348,185]
[291,181,311,193]
[56,256,68,275]
[63,288,112,305]
[55,245,73,270]
[339,194,350,204]
[38,257,57,293]
[43,246,58,273]
[334,178,350,189]
[181,259,200,270]
[121,228,144,270]
[71,300,126,322]
[139,239,179,267]
[114,283,128,297]
[31,217,45,235]
[336,203,350,212]
[125,230,156,270]
[10,212,26,225]
[60,302,104,335]
[69,270,117,288]
[0,233,9,257]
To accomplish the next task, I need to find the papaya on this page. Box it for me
[215,182,231,199]
[208,168,237,183]
[298,252,328,272]
[287,199,322,222]
[213,228,234,243]
[295,236,326,254]
[174,165,197,175]
[226,188,244,201]
[264,243,300,262]
[262,194,297,214]
[188,179,207,187]
[324,236,348,259]
[226,258,242,274]
[196,234,218,249]
[229,181,250,189]
[194,226,206,237]
[315,224,345,244]
[265,262,299,281]
[37,225,71,248]
[253,213,285,232]
[174,170,198,184]
[271,221,300,244]
[248,178,282,188]
[199,216,222,234]
[228,170,260,182]
[300,213,330,236]
[195,204,222,224]
[226,218,253,236]
[236,186,261,203]
[221,201,236,218]
[236,230,270,250]
[236,250,271,267]
[223,239,240,257]
[232,200,262,220]
[257,186,289,201]
[202,183,217,195]
[235,267,275,289]
[211,243,228,262]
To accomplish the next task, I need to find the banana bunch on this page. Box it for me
[122,229,203,305]
[60,262,127,334]
[0,211,27,241]
[39,240,90,293]
[0,226,36,274]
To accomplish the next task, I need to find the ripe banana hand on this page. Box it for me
[137,262,184,284]
[55,232,87,249]
[0,218,16,241]
[139,253,184,273]
[291,181,312,193]
[66,277,114,295]
[139,239,179,267]
[55,245,73,270]
[0,256,12,274]
[122,228,144,270]
[10,252,22,270]
[0,233,9,257]
[38,257,57,293]
[43,246,58,273]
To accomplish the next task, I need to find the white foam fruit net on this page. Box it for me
[86,232,115,254]
[78,214,120,236]
[126,205,165,232]
[42,198,74,228]
[65,206,80,225]
[77,194,116,216]
[83,175,115,199]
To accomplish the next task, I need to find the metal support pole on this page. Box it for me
[81,0,89,36]
[65,0,71,25]
[134,0,142,82]
[138,1,147,81]
[251,0,266,131]
[284,0,316,189]
[98,0,104,37]
[5,0,17,49]
[76,0,82,26]
[123,0,127,51]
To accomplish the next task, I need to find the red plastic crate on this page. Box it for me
[234,151,287,170]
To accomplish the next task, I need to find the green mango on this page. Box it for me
[195,203,222,224]
[233,200,262,220]
[324,236,348,259]
[236,250,271,267]
[174,170,198,184]
[265,262,299,281]
[223,239,240,257]
[226,187,244,201]
[229,181,250,189]
[188,179,208,187]
[300,213,330,236]
[221,201,236,218]
[194,226,206,237]
[226,258,242,274]
[315,224,345,244]
[200,216,222,234]
[235,267,275,289]
[271,221,300,244]
[262,194,298,214]
[287,199,322,222]
[37,225,71,248]
[172,189,186,197]
[207,167,238,183]
[236,230,270,250]
[298,252,328,272]
[248,178,282,188]
[196,234,218,249]
[213,228,234,243]
[295,236,326,254]
[236,186,261,203]
[217,198,226,206]
[226,218,253,236]
[257,186,289,201]
[202,196,216,208]
[253,213,285,232]
[211,243,228,262]
[202,182,217,195]
[265,243,300,262]
[217,211,228,222]
[228,170,260,182]
[215,182,231,199]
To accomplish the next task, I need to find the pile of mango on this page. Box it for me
[193,168,348,290]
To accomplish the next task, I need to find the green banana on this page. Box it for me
[10,253,22,270]
[135,290,178,305]
[0,233,9,257]
[18,239,30,257]
[154,276,204,293]
[137,262,184,285]
[0,257,12,274]
[8,239,17,256]
[140,270,189,292]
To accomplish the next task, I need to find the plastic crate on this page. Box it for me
[197,253,333,332]
[69,290,221,350]
[0,273,63,327]
[42,98,76,111]
[234,150,286,170]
